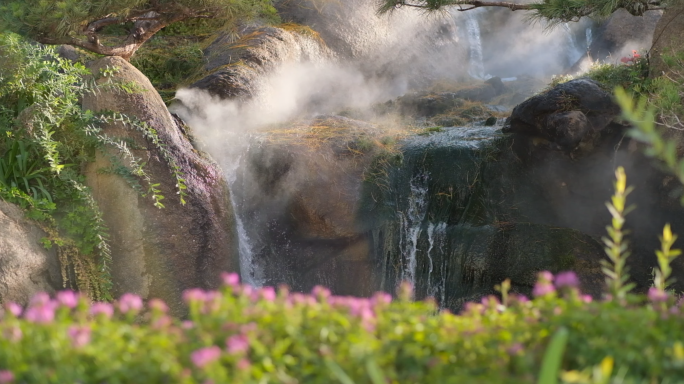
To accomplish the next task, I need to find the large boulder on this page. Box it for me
[589,9,662,62]
[503,78,620,152]
[0,201,62,304]
[83,57,239,315]
[650,4,684,77]
[190,26,334,100]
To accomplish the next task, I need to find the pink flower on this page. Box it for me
[648,287,669,303]
[89,303,114,319]
[260,287,276,302]
[533,282,555,297]
[183,289,207,304]
[152,315,172,329]
[149,299,169,313]
[538,271,554,283]
[221,272,240,287]
[68,325,91,348]
[5,302,22,318]
[554,271,579,289]
[56,291,79,308]
[237,358,251,371]
[24,302,57,324]
[371,292,392,307]
[182,321,194,330]
[0,370,13,383]
[398,281,414,300]
[191,346,222,368]
[29,292,50,307]
[226,334,250,355]
[118,293,143,314]
[581,295,593,303]
[312,286,331,301]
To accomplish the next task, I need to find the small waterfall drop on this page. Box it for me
[585,27,593,49]
[463,11,486,80]
[426,222,448,303]
[562,23,584,64]
[398,172,429,285]
[225,151,265,287]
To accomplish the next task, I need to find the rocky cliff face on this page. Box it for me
[0,201,62,304]
[83,57,239,315]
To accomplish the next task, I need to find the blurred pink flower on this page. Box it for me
[118,293,143,314]
[29,292,50,307]
[182,321,194,330]
[183,289,207,304]
[89,303,114,319]
[554,271,579,289]
[533,283,555,297]
[221,272,240,287]
[581,295,593,303]
[149,299,169,313]
[237,358,251,371]
[68,325,91,348]
[24,301,57,324]
[538,271,554,283]
[312,286,331,301]
[152,315,173,329]
[371,292,392,307]
[0,370,13,383]
[5,302,22,317]
[191,346,221,368]
[56,291,79,309]
[226,334,250,355]
[507,343,523,355]
[648,287,668,303]
[261,287,276,302]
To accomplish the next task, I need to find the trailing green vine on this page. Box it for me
[0,32,187,300]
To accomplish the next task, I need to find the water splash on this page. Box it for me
[398,172,429,285]
[225,150,265,287]
[462,11,486,80]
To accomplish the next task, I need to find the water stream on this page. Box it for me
[462,11,486,80]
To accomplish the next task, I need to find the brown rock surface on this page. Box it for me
[0,200,61,304]
[83,56,239,314]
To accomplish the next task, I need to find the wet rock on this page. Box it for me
[83,57,239,315]
[504,78,619,152]
[0,201,62,304]
[190,26,333,100]
[231,115,387,295]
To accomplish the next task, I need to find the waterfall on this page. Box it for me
[562,23,583,64]
[225,151,265,287]
[426,222,448,303]
[398,172,429,285]
[586,27,593,49]
[463,11,486,80]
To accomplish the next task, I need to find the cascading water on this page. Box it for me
[462,11,486,80]
[562,23,584,65]
[398,172,429,285]
[586,28,593,49]
[426,222,448,303]
[225,150,265,287]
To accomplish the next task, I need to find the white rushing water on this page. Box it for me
[562,23,584,64]
[225,151,265,287]
[398,172,429,286]
[426,222,448,303]
[463,11,486,80]
[585,27,593,49]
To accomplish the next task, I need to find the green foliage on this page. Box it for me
[601,166,636,300]
[0,139,52,202]
[653,224,681,292]
[131,37,206,103]
[3,273,684,383]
